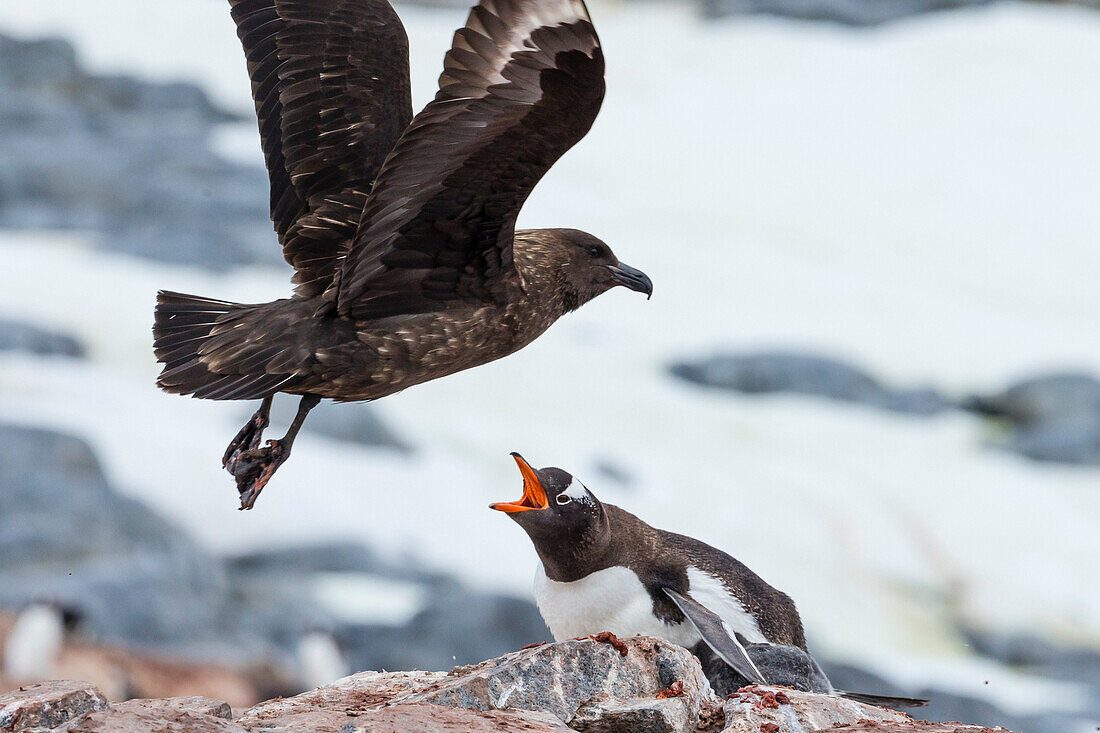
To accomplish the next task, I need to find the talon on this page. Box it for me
[223,401,271,467]
[221,394,315,509]
[228,440,288,509]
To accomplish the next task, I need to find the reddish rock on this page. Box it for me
[401,635,717,728]
[60,697,245,732]
[828,722,1012,732]
[0,680,107,732]
[235,670,445,731]
[721,686,909,733]
[341,703,571,731]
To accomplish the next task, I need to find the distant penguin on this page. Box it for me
[295,626,348,691]
[3,602,70,681]
[491,454,926,709]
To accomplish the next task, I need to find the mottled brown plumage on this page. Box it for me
[153,0,652,508]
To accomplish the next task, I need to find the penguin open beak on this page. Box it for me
[607,263,653,299]
[490,453,549,513]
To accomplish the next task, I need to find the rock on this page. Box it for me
[697,0,1000,25]
[0,424,235,649]
[964,372,1100,465]
[0,680,107,731]
[236,670,446,730]
[721,685,909,732]
[241,638,718,732]
[339,704,573,732]
[372,585,552,672]
[132,696,232,720]
[966,373,1100,424]
[225,543,551,678]
[58,697,245,732]
[245,400,410,453]
[6,641,1022,732]
[1005,414,1100,465]
[570,697,693,733]
[828,724,1008,733]
[0,421,548,697]
[0,320,84,359]
[402,636,718,730]
[0,32,279,269]
[669,351,952,416]
[819,657,1093,733]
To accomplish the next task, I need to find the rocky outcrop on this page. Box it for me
[0,320,84,359]
[55,697,244,733]
[0,637,1019,733]
[0,33,276,268]
[241,400,411,453]
[669,351,1100,466]
[669,351,952,415]
[0,680,107,731]
[1,422,547,699]
[965,372,1100,466]
[696,0,1100,25]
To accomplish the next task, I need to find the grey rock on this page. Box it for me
[337,704,574,732]
[224,541,551,676]
[570,697,691,733]
[151,697,233,720]
[669,351,952,415]
[245,400,411,453]
[965,372,1100,466]
[370,587,551,672]
[820,658,1092,733]
[0,320,84,359]
[243,638,718,732]
[236,670,446,731]
[0,680,108,732]
[0,32,280,269]
[237,672,573,731]
[0,424,240,652]
[1007,414,1100,465]
[402,636,718,730]
[700,0,999,25]
[721,685,908,732]
[59,697,246,733]
[966,373,1100,424]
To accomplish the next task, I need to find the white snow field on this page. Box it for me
[0,0,1098,716]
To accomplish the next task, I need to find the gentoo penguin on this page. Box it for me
[295,624,348,691]
[490,454,926,708]
[2,601,81,682]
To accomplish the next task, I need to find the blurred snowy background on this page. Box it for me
[0,0,1097,729]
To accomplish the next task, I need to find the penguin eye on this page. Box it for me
[556,494,572,506]
[586,244,602,258]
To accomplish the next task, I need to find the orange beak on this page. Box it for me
[490,453,549,513]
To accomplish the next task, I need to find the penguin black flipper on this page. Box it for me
[837,691,928,709]
[662,587,767,685]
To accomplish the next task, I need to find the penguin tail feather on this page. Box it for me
[838,691,929,709]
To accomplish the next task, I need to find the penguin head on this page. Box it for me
[490,453,608,558]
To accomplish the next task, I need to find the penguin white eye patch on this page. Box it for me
[560,478,588,501]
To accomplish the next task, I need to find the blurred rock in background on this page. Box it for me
[241,400,412,454]
[965,372,1100,466]
[670,351,954,415]
[0,319,84,359]
[0,423,548,703]
[672,351,1100,466]
[0,34,278,268]
[697,0,1100,24]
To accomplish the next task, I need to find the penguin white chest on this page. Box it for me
[533,565,701,648]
